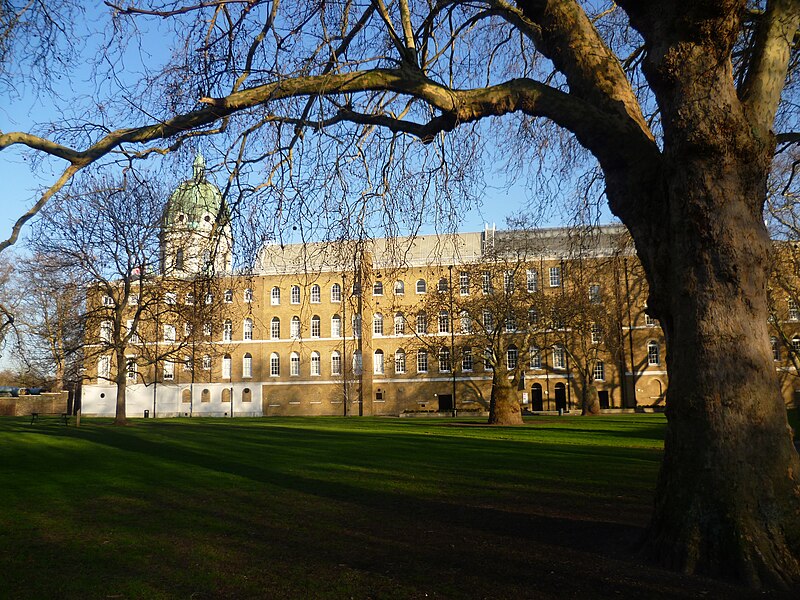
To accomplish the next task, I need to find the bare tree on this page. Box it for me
[0,0,798,587]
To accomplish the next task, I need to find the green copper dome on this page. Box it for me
[162,153,229,229]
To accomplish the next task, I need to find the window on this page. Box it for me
[645,312,657,326]
[589,284,601,304]
[291,285,300,304]
[438,347,451,372]
[528,308,539,327]
[201,389,210,402]
[126,319,138,344]
[205,292,213,305]
[549,266,561,288]
[553,344,566,370]
[242,388,252,403]
[311,352,321,376]
[175,248,184,270]
[394,313,405,335]
[352,282,362,297]
[202,355,211,370]
[222,320,232,342]
[183,322,192,338]
[417,350,428,373]
[183,356,192,372]
[416,279,427,294]
[527,269,538,293]
[374,350,385,375]
[459,271,469,295]
[792,337,800,354]
[224,289,233,303]
[551,310,564,330]
[483,310,493,331]
[271,286,281,305]
[647,341,660,365]
[291,316,301,338]
[482,271,492,294]
[271,353,281,376]
[163,361,174,381]
[102,295,114,307]
[352,313,362,338]
[243,318,253,340]
[506,346,518,370]
[373,281,384,296]
[373,313,384,336]
[126,356,137,381]
[165,292,176,305]
[594,360,605,381]
[438,311,450,333]
[395,349,406,374]
[311,315,321,338]
[416,312,427,334]
[394,280,405,295]
[438,277,448,293]
[353,350,362,375]
[222,354,232,379]
[310,284,321,303]
[530,347,541,369]
[504,271,515,293]
[271,317,280,339]
[331,351,342,375]
[505,314,516,332]
[591,323,602,344]
[330,283,341,302]
[462,348,473,371]
[244,288,253,303]
[185,292,195,305]
[164,324,176,342]
[203,322,212,337]
[790,298,799,321]
[771,337,781,361]
[331,314,342,338]
[290,352,300,376]
[128,293,139,306]
[97,356,111,381]
[483,348,493,370]
[460,311,472,334]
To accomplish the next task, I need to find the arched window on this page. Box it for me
[331,314,342,337]
[270,352,281,376]
[353,350,363,375]
[290,352,300,376]
[242,388,252,403]
[311,315,321,337]
[222,388,231,403]
[244,288,253,303]
[291,316,301,338]
[242,353,252,378]
[291,285,301,304]
[394,313,405,335]
[310,351,321,376]
[271,286,280,305]
[182,388,191,403]
[373,313,384,336]
[222,354,232,379]
[462,348,473,371]
[201,389,211,402]
[438,347,451,372]
[373,281,384,296]
[394,280,405,295]
[331,283,341,302]
[394,349,406,374]
[243,318,253,340]
[374,349,385,375]
[222,319,232,342]
[506,345,518,370]
[352,313,362,338]
[593,360,605,381]
[647,341,660,365]
[438,310,450,333]
[438,277,449,292]
[417,350,428,373]
[310,284,321,303]
[224,289,233,303]
[270,317,280,339]
[331,351,341,375]
[416,279,427,294]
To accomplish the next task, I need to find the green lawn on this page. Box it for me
[0,414,791,599]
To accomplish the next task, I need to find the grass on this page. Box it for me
[0,414,795,599]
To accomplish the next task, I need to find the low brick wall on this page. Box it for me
[0,392,68,416]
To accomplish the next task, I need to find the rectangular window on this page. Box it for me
[593,361,605,381]
[789,298,799,321]
[331,353,341,375]
[591,323,602,344]
[100,321,112,343]
[459,271,469,295]
[126,356,137,381]
[530,347,541,369]
[416,313,427,334]
[223,321,232,342]
[202,355,212,370]
[462,348,473,372]
[183,357,193,372]
[504,271,514,293]
[460,312,471,334]
[645,312,657,327]
[331,316,341,338]
[374,352,385,375]
[311,354,321,376]
[394,352,406,374]
[203,322,212,336]
[244,288,253,303]
[482,310,493,331]
[549,266,561,288]
[164,324,176,342]
[102,295,114,307]
[243,355,252,378]
[290,354,300,376]
[128,294,139,306]
[438,348,451,373]
[310,286,321,303]
[311,318,321,338]
[417,351,428,373]
[331,284,341,303]
[438,312,450,333]
[506,347,518,370]
[589,284,601,304]
[271,287,280,305]
[163,361,174,381]
[98,355,111,381]
[482,271,492,294]
[291,286,300,304]
[126,320,138,344]
[352,314,362,338]
[271,355,281,376]
[222,356,232,379]
[394,315,405,335]
[526,269,538,293]
[271,319,280,339]
[553,345,566,370]
[165,292,176,305]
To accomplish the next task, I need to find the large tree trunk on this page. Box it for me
[580,381,600,416]
[114,349,128,425]
[488,372,523,425]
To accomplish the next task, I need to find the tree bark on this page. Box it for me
[488,372,523,425]
[581,382,600,416]
[114,348,128,425]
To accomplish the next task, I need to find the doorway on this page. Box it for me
[598,390,610,409]
[531,383,543,411]
[555,383,567,412]
[438,394,453,412]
